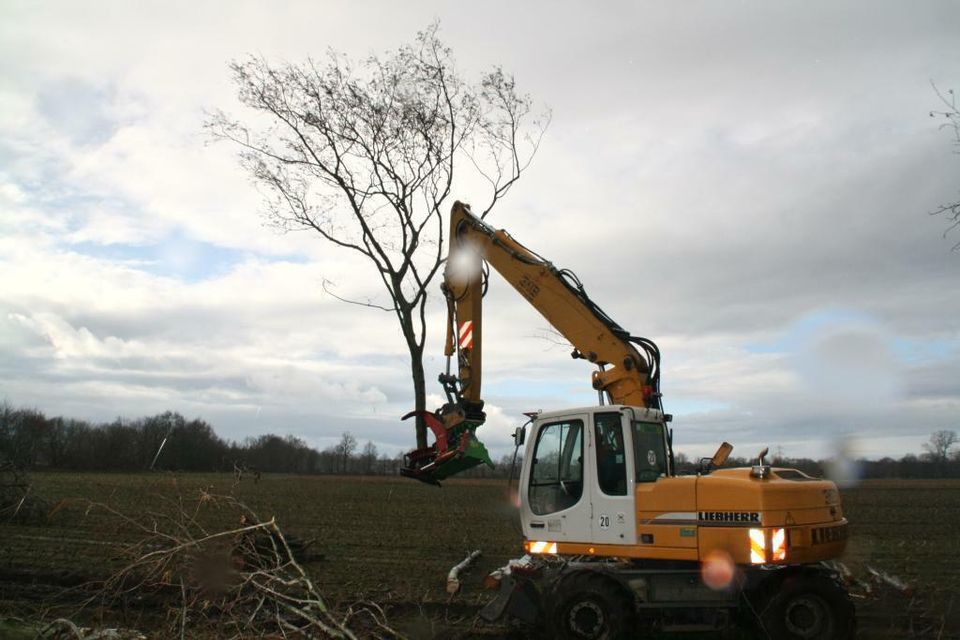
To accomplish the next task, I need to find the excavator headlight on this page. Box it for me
[527,540,558,555]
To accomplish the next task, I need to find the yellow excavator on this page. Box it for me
[402,202,853,639]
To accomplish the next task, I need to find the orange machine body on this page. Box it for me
[524,469,848,566]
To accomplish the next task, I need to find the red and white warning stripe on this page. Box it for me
[458,321,474,349]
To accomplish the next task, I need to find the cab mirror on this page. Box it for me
[513,426,526,446]
[711,442,733,468]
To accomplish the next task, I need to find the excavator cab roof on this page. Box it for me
[534,404,666,423]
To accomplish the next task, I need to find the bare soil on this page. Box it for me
[0,473,957,638]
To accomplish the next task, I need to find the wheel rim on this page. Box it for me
[784,594,831,638]
[568,600,605,638]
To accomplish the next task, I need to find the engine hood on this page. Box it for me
[696,467,843,527]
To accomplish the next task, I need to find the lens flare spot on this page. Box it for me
[701,549,735,590]
[446,242,482,287]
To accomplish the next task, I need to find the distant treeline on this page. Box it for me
[0,403,514,476]
[1,403,957,479]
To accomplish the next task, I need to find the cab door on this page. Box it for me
[521,414,592,542]
[588,410,637,545]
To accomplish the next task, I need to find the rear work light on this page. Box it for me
[749,528,787,564]
[749,528,765,564]
[771,527,787,561]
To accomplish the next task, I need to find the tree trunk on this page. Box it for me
[410,344,428,450]
[400,308,428,450]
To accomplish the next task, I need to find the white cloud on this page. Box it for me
[0,1,958,461]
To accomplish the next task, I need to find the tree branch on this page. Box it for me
[322,279,397,313]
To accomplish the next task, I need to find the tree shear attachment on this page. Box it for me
[400,408,492,486]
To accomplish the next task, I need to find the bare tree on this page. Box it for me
[922,429,958,462]
[930,82,960,249]
[207,23,548,447]
[360,440,377,475]
[333,432,358,474]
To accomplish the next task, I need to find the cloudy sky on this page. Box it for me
[1,1,958,462]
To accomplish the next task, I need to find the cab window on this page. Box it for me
[594,412,627,495]
[633,421,667,482]
[529,420,583,515]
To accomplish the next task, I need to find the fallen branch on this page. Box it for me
[446,550,482,595]
[74,491,404,639]
[35,618,147,639]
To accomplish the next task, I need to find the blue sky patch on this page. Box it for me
[745,308,883,355]
[35,77,118,147]
[891,336,958,365]
[69,231,254,282]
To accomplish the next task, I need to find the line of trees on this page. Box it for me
[1,403,957,479]
[0,403,374,474]
[0,403,515,477]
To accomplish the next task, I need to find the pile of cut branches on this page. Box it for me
[81,491,401,639]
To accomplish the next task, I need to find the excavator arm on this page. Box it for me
[401,201,662,485]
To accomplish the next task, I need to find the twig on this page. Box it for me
[35,618,84,639]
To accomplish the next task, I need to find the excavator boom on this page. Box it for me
[401,201,662,484]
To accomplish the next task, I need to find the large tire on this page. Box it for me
[758,573,856,640]
[549,572,635,640]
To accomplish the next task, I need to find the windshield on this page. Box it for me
[528,419,584,515]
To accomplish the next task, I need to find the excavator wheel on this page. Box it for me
[548,572,635,640]
[757,573,855,640]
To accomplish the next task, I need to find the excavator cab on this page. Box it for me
[400,406,493,486]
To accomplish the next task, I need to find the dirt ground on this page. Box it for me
[1,473,958,638]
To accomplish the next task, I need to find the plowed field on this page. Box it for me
[1,474,957,638]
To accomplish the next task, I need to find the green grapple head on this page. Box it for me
[400,412,493,486]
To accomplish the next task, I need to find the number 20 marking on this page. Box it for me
[598,515,610,529]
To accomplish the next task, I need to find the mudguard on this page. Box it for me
[480,574,542,625]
